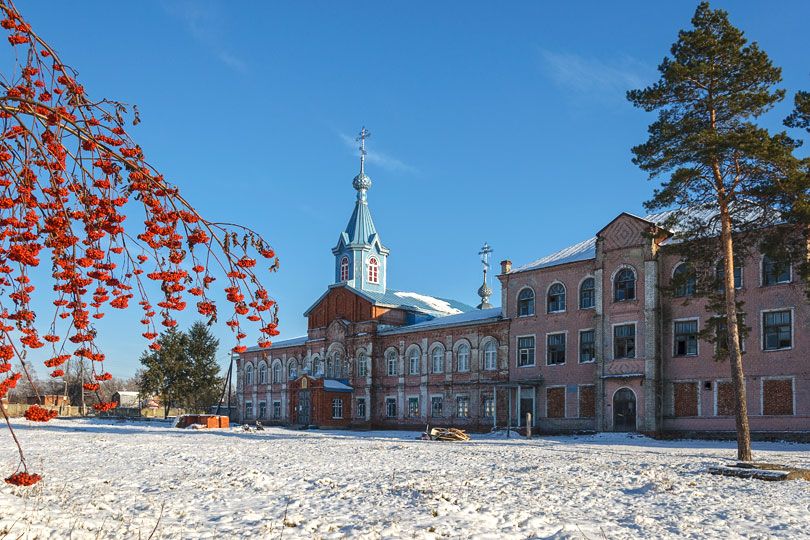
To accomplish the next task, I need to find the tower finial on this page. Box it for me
[352,126,372,200]
[477,242,494,309]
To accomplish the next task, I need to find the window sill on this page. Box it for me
[547,310,566,315]
[579,360,596,364]
[517,364,536,368]
[579,306,596,311]
[763,347,793,353]
[546,362,566,367]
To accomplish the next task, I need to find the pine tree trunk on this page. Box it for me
[718,202,753,461]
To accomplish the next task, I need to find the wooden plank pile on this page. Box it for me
[427,427,470,442]
[708,462,810,481]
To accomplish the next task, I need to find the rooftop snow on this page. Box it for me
[392,291,463,315]
[323,379,353,392]
[379,307,502,335]
[512,237,597,273]
[243,335,307,353]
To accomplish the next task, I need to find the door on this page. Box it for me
[519,397,535,427]
[298,390,310,426]
[613,388,636,431]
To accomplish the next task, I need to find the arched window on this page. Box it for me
[517,288,535,317]
[357,354,368,377]
[547,283,566,313]
[272,362,282,384]
[457,344,470,372]
[313,358,323,377]
[673,263,696,297]
[258,363,267,384]
[408,348,420,375]
[288,360,298,380]
[304,357,312,374]
[579,277,595,309]
[339,256,349,281]
[483,341,498,370]
[386,351,398,376]
[431,347,444,374]
[762,255,790,285]
[716,261,743,290]
[245,363,253,385]
[368,257,379,284]
[614,268,636,302]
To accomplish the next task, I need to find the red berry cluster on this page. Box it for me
[23,404,57,422]
[4,472,42,486]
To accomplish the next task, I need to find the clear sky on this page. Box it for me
[16,1,810,378]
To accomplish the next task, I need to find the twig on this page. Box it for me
[146,501,165,540]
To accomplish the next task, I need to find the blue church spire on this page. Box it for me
[332,127,389,293]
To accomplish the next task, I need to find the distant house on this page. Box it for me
[25,395,69,407]
[112,391,140,408]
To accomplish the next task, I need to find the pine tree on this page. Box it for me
[185,322,222,413]
[786,91,810,132]
[627,2,802,461]
[138,329,191,418]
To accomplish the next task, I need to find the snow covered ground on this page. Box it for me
[1,419,809,539]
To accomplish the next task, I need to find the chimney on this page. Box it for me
[500,259,512,274]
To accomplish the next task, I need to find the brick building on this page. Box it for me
[236,135,808,435]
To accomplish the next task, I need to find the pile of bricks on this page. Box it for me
[175,415,230,429]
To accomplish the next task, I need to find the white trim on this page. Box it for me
[760,307,795,352]
[481,338,499,371]
[429,394,445,418]
[429,342,445,374]
[610,321,638,360]
[516,286,536,317]
[454,341,471,373]
[515,334,536,367]
[611,264,638,302]
[406,395,421,418]
[672,317,700,357]
[545,330,568,366]
[384,395,398,418]
[760,376,796,416]
[546,281,567,314]
[577,328,596,364]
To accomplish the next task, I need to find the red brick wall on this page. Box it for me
[763,379,793,416]
[674,382,698,417]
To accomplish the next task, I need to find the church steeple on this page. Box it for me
[332,127,389,293]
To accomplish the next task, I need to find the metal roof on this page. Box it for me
[303,283,475,318]
[378,307,503,335]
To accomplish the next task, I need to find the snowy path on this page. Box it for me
[1,419,809,539]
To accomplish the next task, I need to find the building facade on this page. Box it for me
[236,139,809,435]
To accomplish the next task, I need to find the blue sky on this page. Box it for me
[17,1,810,378]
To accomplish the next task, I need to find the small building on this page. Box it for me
[288,375,353,428]
[25,395,69,407]
[112,391,140,408]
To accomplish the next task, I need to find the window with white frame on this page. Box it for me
[716,318,745,353]
[245,364,254,385]
[614,324,636,359]
[332,398,343,419]
[517,336,535,367]
[762,255,790,285]
[313,358,323,376]
[547,283,566,313]
[356,398,366,418]
[258,401,266,418]
[272,401,281,419]
[482,397,495,418]
[340,256,349,282]
[546,333,566,365]
[245,401,253,418]
[385,397,397,418]
[288,361,298,380]
[483,340,498,370]
[614,268,636,302]
[579,329,595,363]
[456,396,470,418]
[408,397,419,417]
[674,320,698,356]
[387,351,398,376]
[456,344,470,372]
[716,261,743,290]
[408,348,420,375]
[357,354,368,377]
[272,363,282,383]
[579,277,595,309]
[517,288,535,316]
[367,257,379,284]
[431,347,444,374]
[763,310,792,350]
[431,396,443,417]
[258,364,267,384]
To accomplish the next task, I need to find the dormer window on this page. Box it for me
[340,256,349,281]
[368,257,379,284]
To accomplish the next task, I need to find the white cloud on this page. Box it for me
[337,131,417,174]
[163,0,247,73]
[538,49,651,101]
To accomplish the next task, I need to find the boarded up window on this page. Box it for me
[716,382,735,416]
[579,386,595,418]
[547,387,565,418]
[673,382,698,417]
[763,379,793,416]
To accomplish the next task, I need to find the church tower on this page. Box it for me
[332,127,389,294]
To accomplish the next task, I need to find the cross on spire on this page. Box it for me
[478,242,493,275]
[356,126,371,174]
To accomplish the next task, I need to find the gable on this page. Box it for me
[306,285,375,329]
[597,213,653,251]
